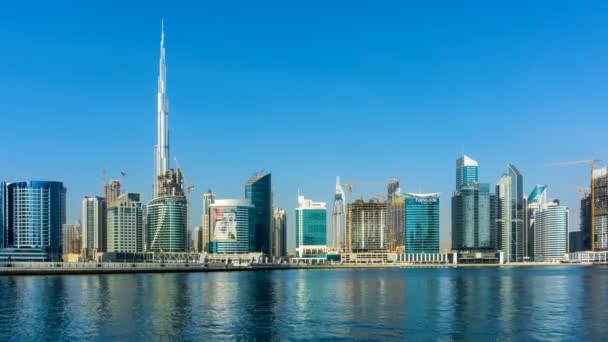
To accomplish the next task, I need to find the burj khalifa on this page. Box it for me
[155,21,170,197]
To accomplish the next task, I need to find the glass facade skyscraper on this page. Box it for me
[456,155,479,189]
[1,181,66,260]
[209,199,255,254]
[245,173,271,255]
[452,183,495,251]
[497,164,524,263]
[82,196,107,260]
[295,196,327,257]
[147,196,187,252]
[405,193,440,254]
[535,201,569,261]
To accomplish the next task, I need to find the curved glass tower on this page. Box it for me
[147,195,187,252]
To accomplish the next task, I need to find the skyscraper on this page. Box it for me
[202,190,216,253]
[386,178,405,251]
[527,185,547,260]
[497,164,524,263]
[107,193,144,253]
[147,24,188,252]
[193,226,202,253]
[456,155,479,189]
[295,196,327,257]
[155,21,169,197]
[82,196,107,260]
[332,177,346,249]
[452,183,495,251]
[272,208,287,258]
[245,173,271,255]
[1,181,66,260]
[405,193,440,254]
[534,200,569,261]
[209,199,256,254]
[348,199,387,252]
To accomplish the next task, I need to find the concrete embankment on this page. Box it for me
[0,262,592,276]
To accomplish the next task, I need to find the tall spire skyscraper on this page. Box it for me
[155,21,169,197]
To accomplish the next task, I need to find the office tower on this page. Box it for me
[104,179,121,204]
[452,183,495,251]
[245,172,271,255]
[332,177,346,249]
[386,179,405,251]
[347,199,387,252]
[107,193,143,253]
[147,25,188,252]
[1,181,66,260]
[62,223,82,255]
[295,196,327,257]
[456,155,479,189]
[272,208,287,258]
[534,200,569,261]
[580,192,592,251]
[209,199,255,254]
[82,196,107,260]
[405,193,440,254]
[496,164,524,262]
[202,190,215,253]
[527,185,547,260]
[193,226,202,253]
[148,169,187,252]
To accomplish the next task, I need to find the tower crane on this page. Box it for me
[340,182,385,253]
[550,159,603,251]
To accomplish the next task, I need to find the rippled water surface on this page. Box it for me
[0,266,607,340]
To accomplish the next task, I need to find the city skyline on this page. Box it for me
[2,3,608,251]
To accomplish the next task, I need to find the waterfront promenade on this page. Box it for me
[0,261,592,276]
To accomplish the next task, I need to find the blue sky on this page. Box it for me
[1,1,607,251]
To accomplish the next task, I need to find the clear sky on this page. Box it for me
[2,1,607,251]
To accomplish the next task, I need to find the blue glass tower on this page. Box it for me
[295,196,327,257]
[245,173,271,255]
[1,181,66,260]
[456,155,479,189]
[405,193,440,254]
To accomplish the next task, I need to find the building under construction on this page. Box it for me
[581,168,608,251]
[386,179,405,252]
[347,199,387,252]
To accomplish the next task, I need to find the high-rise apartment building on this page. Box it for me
[107,193,144,253]
[245,173,271,255]
[405,193,440,254]
[386,178,405,251]
[62,223,82,255]
[497,164,524,263]
[82,196,107,260]
[1,181,66,260]
[332,177,346,249]
[202,190,215,253]
[456,155,479,189]
[209,199,255,254]
[193,226,202,253]
[534,200,569,261]
[272,208,287,258]
[296,196,327,257]
[347,199,387,252]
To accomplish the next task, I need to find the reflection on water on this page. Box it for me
[0,267,607,340]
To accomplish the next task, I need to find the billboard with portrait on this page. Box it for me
[212,207,238,242]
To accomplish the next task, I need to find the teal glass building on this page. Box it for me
[245,173,271,255]
[405,193,440,254]
[452,183,496,251]
[147,196,187,252]
[456,155,479,189]
[295,196,327,257]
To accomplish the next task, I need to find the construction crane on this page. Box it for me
[550,159,602,251]
[340,182,385,253]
